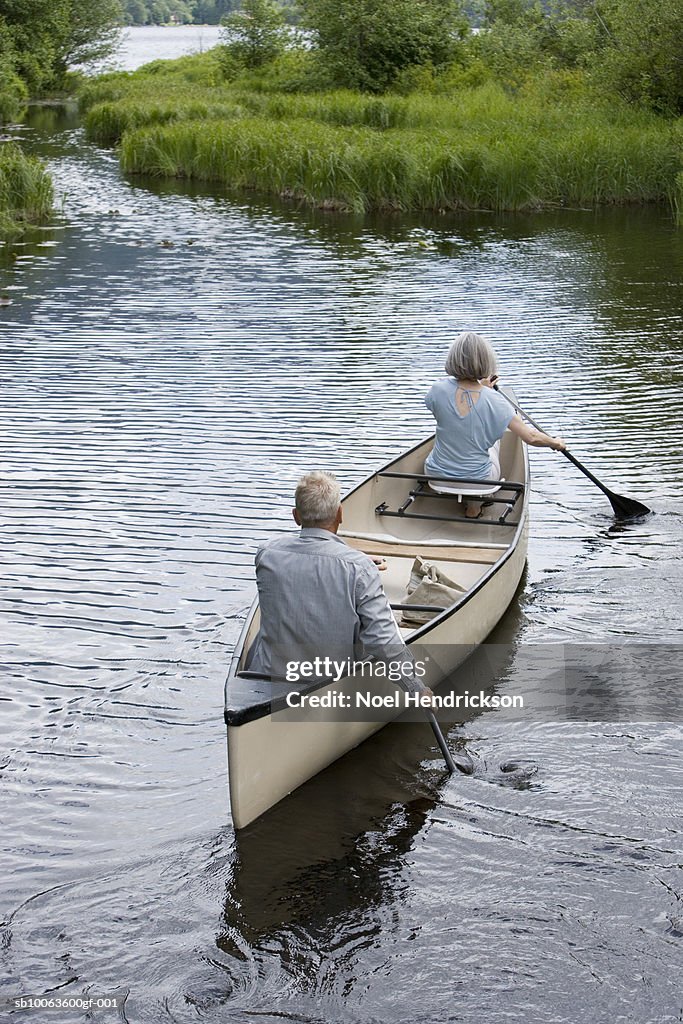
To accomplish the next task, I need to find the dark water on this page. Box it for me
[1,94,682,1024]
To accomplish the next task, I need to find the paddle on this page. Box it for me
[427,710,474,775]
[493,385,650,519]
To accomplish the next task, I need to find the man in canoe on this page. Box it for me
[247,470,428,695]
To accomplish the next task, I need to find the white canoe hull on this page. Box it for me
[226,419,529,830]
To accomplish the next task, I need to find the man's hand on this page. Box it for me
[371,556,388,571]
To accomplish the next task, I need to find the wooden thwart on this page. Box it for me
[342,535,502,564]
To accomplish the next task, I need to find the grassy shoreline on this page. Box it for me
[0,143,54,238]
[81,52,683,220]
[117,115,681,214]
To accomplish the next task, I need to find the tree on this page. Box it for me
[475,0,549,79]
[0,0,122,90]
[0,21,27,120]
[0,0,67,91]
[54,0,123,77]
[592,0,683,114]
[472,0,604,82]
[473,0,683,111]
[298,0,467,93]
[124,0,148,22]
[145,0,194,22]
[193,0,240,23]
[220,0,285,69]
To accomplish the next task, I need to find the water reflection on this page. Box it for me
[220,641,523,945]
[222,776,434,947]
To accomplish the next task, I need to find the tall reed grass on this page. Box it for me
[87,51,683,218]
[120,114,682,214]
[0,143,53,236]
[85,99,245,142]
[672,172,683,226]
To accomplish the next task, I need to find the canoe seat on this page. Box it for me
[428,478,504,500]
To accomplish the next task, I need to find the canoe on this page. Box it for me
[224,401,529,829]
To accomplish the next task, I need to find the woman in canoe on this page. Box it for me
[424,332,565,517]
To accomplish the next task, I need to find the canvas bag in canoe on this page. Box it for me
[401,556,467,626]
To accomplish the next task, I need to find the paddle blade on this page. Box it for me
[561,449,651,520]
[606,491,651,520]
[493,388,653,520]
[453,751,475,776]
[427,711,474,775]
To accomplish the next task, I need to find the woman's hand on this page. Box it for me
[481,374,499,389]
[551,437,567,452]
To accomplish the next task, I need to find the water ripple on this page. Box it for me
[0,97,681,1023]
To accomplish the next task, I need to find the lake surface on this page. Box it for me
[1,29,682,1024]
[98,25,224,73]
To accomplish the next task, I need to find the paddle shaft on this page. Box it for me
[426,711,473,775]
[500,395,615,497]
[427,712,457,772]
[494,386,650,518]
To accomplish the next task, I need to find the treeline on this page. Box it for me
[121,0,299,25]
[213,0,683,115]
[122,1,234,24]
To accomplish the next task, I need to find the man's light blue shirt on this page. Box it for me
[248,528,412,681]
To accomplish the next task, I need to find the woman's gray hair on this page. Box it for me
[445,331,498,381]
[295,471,341,526]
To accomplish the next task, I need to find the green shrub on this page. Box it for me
[298,0,467,93]
[220,47,326,93]
[0,55,28,123]
[220,0,286,70]
[589,0,683,116]
[391,58,492,96]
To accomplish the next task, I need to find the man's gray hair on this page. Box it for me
[445,331,497,381]
[295,471,341,526]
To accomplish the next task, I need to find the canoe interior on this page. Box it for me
[225,419,528,727]
[341,429,524,550]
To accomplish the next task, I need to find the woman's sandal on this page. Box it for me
[465,499,494,519]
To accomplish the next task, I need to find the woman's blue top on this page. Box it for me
[424,378,514,479]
